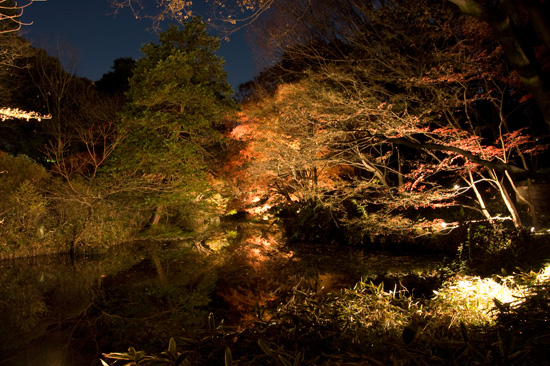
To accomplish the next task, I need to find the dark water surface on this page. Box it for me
[0,222,441,365]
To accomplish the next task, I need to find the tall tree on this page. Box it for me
[110,18,235,227]
[1,47,117,161]
[1,1,53,125]
[0,0,35,109]
[95,57,136,97]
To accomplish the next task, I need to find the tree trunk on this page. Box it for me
[489,169,522,228]
[70,205,94,259]
[466,171,495,228]
[397,146,405,188]
[146,204,164,227]
[504,171,538,229]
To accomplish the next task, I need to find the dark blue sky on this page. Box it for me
[20,0,259,91]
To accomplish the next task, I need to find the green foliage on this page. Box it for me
[121,17,234,161]
[451,224,550,276]
[0,155,50,249]
[9,180,47,229]
[0,154,146,254]
[108,17,236,230]
[432,275,521,327]
[75,199,145,247]
[0,154,49,191]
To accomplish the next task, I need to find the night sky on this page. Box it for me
[19,0,259,91]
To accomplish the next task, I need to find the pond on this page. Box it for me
[0,221,443,366]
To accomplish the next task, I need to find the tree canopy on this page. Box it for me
[226,0,550,240]
[108,18,235,226]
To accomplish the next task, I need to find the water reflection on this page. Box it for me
[0,222,441,365]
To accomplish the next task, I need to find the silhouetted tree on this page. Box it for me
[95,57,136,96]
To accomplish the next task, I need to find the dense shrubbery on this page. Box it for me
[0,153,222,257]
[277,200,343,245]
[0,154,50,252]
[276,197,468,256]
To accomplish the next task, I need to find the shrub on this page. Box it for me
[0,155,50,251]
[0,154,49,193]
[9,181,48,230]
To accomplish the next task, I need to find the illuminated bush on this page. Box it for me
[431,275,524,327]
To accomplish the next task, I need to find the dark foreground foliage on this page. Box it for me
[103,266,550,366]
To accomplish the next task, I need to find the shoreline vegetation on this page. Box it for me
[99,221,550,366]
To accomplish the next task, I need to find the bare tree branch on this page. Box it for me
[0,0,39,34]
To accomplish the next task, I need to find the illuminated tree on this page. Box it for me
[0,45,119,162]
[0,1,55,143]
[110,18,235,227]
[131,0,549,233]
[120,0,550,132]
[0,107,50,121]
[228,0,550,241]
[0,1,36,111]
[109,0,273,36]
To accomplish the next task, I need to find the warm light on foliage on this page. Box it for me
[110,0,274,36]
[0,107,51,121]
[433,263,550,327]
[433,275,523,326]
